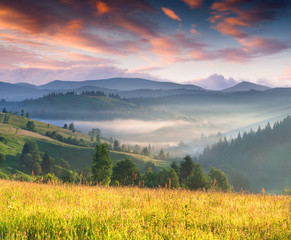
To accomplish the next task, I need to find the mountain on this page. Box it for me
[38,78,204,91]
[222,81,270,92]
[0,82,43,101]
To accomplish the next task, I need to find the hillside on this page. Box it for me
[0,113,168,178]
[199,116,291,193]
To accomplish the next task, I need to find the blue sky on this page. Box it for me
[0,0,290,89]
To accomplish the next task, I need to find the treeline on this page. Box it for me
[2,108,30,118]
[89,143,231,191]
[46,131,87,147]
[11,141,231,192]
[37,91,121,99]
[199,115,291,191]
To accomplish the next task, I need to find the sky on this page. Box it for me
[0,0,290,89]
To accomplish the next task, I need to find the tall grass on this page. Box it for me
[0,179,290,239]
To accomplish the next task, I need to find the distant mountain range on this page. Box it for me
[0,77,273,101]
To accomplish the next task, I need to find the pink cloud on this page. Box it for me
[150,37,180,57]
[161,7,181,22]
[181,0,203,8]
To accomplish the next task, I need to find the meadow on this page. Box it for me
[0,179,290,239]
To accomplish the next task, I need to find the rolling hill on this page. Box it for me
[0,113,168,179]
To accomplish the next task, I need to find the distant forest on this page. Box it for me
[199,116,291,192]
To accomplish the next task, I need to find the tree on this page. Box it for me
[185,163,208,190]
[21,140,40,162]
[113,139,121,151]
[144,161,157,172]
[157,168,179,188]
[2,108,7,113]
[63,123,68,129]
[112,158,139,186]
[69,122,75,131]
[0,153,5,163]
[25,112,30,118]
[158,149,166,160]
[26,121,35,131]
[32,162,42,176]
[59,158,70,169]
[92,143,112,185]
[179,155,194,184]
[22,153,34,170]
[170,161,179,176]
[208,166,231,192]
[21,109,24,117]
[41,151,53,174]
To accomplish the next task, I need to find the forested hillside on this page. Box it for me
[199,116,291,193]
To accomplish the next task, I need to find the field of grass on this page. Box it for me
[0,179,290,239]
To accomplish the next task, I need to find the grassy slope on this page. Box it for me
[0,113,168,177]
[0,179,290,239]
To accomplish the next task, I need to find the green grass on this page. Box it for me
[0,114,168,177]
[0,179,290,239]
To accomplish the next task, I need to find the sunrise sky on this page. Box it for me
[0,0,290,89]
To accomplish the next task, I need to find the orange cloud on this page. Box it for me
[181,0,203,8]
[96,1,109,15]
[150,37,179,57]
[161,7,181,22]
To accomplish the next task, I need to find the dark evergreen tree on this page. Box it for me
[2,108,7,113]
[41,151,53,174]
[25,112,30,118]
[63,123,68,129]
[92,143,112,185]
[179,155,194,184]
[170,161,179,176]
[69,122,75,131]
[21,109,24,117]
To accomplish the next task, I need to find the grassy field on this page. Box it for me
[0,179,290,239]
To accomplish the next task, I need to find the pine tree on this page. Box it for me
[41,151,53,174]
[92,143,112,185]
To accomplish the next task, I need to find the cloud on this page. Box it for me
[96,1,110,15]
[188,74,238,90]
[190,24,199,34]
[181,0,203,8]
[209,0,289,39]
[161,7,181,22]
[150,37,180,57]
[0,0,157,55]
